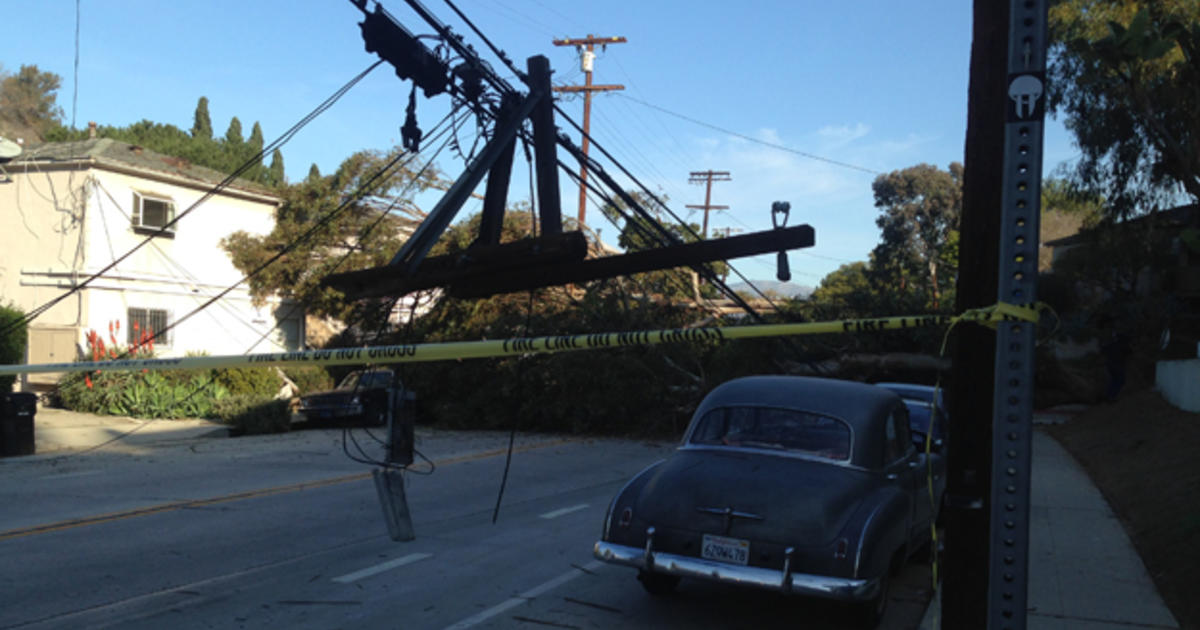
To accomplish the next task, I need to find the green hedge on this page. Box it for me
[281,365,333,395]
[212,366,282,398]
[213,395,291,435]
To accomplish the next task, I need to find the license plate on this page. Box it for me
[701,534,750,565]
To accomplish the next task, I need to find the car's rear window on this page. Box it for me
[690,406,852,461]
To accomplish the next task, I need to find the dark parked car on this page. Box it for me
[593,376,946,627]
[874,382,949,452]
[298,369,399,425]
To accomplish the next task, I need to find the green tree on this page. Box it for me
[1049,1,1200,217]
[224,117,243,145]
[221,147,438,323]
[45,99,285,187]
[808,262,877,319]
[191,96,212,139]
[0,64,64,142]
[267,149,285,187]
[870,162,962,310]
[248,121,264,164]
[306,163,322,182]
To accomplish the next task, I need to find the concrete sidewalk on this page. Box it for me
[921,426,1178,629]
[26,406,229,456]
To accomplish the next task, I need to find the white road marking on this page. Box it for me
[539,503,589,520]
[331,552,433,584]
[443,560,605,630]
[38,470,103,480]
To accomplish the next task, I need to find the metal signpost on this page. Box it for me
[989,1,1047,628]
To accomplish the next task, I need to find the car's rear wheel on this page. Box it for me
[637,571,679,596]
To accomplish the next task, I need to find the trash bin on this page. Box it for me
[1,392,36,457]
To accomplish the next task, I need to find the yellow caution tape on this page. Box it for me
[0,302,1041,376]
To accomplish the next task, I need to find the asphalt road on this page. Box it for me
[0,427,934,629]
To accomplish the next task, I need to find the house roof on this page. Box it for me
[1043,203,1199,248]
[10,138,278,201]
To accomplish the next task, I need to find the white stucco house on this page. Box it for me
[0,138,302,392]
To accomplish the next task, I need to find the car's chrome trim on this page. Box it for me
[695,507,764,520]
[854,500,886,577]
[781,546,795,593]
[594,540,879,602]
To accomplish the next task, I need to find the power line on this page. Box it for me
[554,104,788,316]
[615,93,884,176]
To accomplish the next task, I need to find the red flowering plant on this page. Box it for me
[58,319,227,419]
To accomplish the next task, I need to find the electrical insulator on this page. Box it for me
[581,50,595,73]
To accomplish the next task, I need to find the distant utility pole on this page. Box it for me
[712,226,743,238]
[686,170,731,238]
[552,34,626,227]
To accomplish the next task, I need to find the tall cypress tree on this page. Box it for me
[306,163,321,182]
[191,96,212,139]
[248,122,264,162]
[268,149,285,187]
[224,117,243,145]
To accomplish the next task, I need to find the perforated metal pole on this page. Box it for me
[988,1,1046,628]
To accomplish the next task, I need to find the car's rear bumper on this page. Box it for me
[593,539,879,602]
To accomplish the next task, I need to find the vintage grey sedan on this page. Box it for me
[593,376,945,627]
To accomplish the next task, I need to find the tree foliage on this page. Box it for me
[1049,0,1200,217]
[869,162,963,309]
[191,96,213,140]
[267,149,286,187]
[0,64,64,142]
[46,99,283,188]
[220,147,438,323]
[225,116,243,145]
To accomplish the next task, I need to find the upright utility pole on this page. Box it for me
[686,170,731,238]
[552,34,626,227]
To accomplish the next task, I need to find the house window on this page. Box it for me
[131,192,176,236]
[127,308,171,347]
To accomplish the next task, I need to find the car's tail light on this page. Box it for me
[618,507,633,528]
[833,537,849,560]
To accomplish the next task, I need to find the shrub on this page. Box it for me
[212,366,281,398]
[57,322,228,418]
[59,369,229,419]
[282,365,334,394]
[0,303,27,393]
[213,395,291,435]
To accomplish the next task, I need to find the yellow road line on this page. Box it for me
[0,438,576,542]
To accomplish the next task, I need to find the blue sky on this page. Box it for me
[3,1,1076,286]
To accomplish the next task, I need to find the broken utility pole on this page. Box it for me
[552,34,626,227]
[686,170,731,239]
